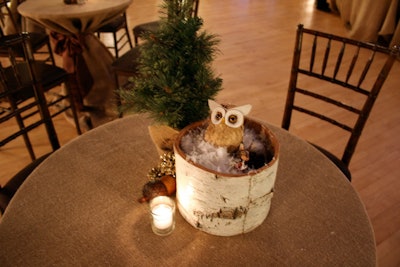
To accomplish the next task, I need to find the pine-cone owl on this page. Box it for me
[204,100,252,152]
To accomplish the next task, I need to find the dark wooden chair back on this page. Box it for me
[0,0,55,64]
[282,24,399,179]
[0,33,81,160]
[0,0,19,33]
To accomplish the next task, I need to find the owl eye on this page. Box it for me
[225,110,244,128]
[211,107,226,125]
[216,112,223,120]
[228,115,238,124]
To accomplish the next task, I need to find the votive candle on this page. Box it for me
[150,196,175,236]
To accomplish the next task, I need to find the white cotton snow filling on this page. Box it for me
[179,126,273,175]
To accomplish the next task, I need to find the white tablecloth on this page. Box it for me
[333,0,400,47]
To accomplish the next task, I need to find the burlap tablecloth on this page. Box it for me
[0,115,376,266]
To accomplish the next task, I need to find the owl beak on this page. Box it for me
[221,117,225,124]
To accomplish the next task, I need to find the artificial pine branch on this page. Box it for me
[120,0,222,130]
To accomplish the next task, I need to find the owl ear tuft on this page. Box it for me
[208,99,222,111]
[234,104,252,115]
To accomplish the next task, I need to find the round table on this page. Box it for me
[18,0,133,126]
[0,115,376,266]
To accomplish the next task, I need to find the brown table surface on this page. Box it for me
[0,115,376,266]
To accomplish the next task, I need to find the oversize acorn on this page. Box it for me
[138,175,176,203]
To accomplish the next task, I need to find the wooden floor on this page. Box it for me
[1,0,399,265]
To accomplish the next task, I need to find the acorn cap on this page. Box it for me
[161,175,176,195]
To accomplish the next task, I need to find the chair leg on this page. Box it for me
[134,34,139,46]
[125,25,133,50]
[34,84,60,152]
[113,32,119,58]
[0,187,11,215]
[67,88,82,135]
[8,99,36,160]
[15,110,36,161]
[65,75,83,135]
[46,40,56,66]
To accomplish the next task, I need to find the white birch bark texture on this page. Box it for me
[174,119,280,236]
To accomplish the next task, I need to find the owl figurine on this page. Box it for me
[204,100,252,153]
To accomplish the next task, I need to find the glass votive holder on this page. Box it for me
[149,196,175,236]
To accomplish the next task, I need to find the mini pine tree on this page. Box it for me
[120,0,223,130]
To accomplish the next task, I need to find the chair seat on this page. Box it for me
[27,32,51,51]
[97,15,126,32]
[0,32,53,62]
[111,47,141,75]
[4,62,68,103]
[133,21,160,37]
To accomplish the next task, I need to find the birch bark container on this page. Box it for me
[174,118,279,236]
